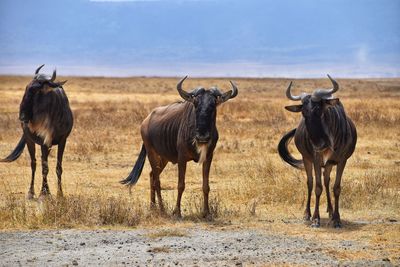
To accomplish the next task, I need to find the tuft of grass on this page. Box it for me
[147,246,171,253]
[146,229,188,239]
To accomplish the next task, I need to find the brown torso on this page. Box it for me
[140,101,218,164]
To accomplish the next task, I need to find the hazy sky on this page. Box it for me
[0,0,399,77]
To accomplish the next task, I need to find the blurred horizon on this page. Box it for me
[1,0,399,78]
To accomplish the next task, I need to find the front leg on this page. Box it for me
[323,164,333,218]
[202,153,213,219]
[311,153,323,227]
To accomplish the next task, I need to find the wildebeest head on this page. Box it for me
[177,76,238,143]
[19,64,67,122]
[284,75,340,150]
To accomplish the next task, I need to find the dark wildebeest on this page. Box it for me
[278,75,357,228]
[120,76,238,218]
[1,65,73,199]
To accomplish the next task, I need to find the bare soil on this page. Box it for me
[0,224,396,266]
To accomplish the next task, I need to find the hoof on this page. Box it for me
[303,210,311,221]
[56,191,64,199]
[149,203,157,211]
[159,204,166,214]
[27,192,35,200]
[333,221,342,228]
[172,209,182,219]
[311,219,320,228]
[202,212,212,221]
[38,192,51,201]
[327,209,333,219]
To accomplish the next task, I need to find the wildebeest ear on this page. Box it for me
[324,98,339,107]
[285,105,303,113]
[58,80,67,86]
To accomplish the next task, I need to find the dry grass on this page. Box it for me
[0,76,399,261]
[146,229,188,239]
[147,246,171,253]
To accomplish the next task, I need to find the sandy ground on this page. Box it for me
[0,226,395,267]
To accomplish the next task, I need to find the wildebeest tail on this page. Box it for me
[278,128,304,169]
[0,135,26,162]
[120,144,146,186]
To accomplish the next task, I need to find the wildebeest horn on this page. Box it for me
[286,81,309,101]
[177,75,193,101]
[311,74,340,100]
[50,69,56,82]
[35,64,45,75]
[219,81,238,103]
[327,74,339,94]
[229,81,238,98]
[286,81,301,101]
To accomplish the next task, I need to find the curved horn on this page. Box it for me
[286,81,302,101]
[327,74,339,94]
[50,69,56,82]
[229,81,238,98]
[312,74,340,100]
[177,76,192,101]
[35,64,45,75]
[219,81,238,103]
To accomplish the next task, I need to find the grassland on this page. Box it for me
[0,76,399,263]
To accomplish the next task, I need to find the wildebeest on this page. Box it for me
[121,76,238,218]
[1,65,73,199]
[278,75,357,228]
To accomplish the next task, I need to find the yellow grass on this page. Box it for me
[0,76,399,262]
[146,229,188,239]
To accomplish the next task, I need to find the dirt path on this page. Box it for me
[0,227,394,266]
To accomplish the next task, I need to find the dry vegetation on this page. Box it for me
[0,76,399,262]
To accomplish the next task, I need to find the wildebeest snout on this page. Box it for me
[195,132,211,143]
[19,112,28,122]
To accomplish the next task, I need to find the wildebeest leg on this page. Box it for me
[39,145,50,198]
[173,161,187,218]
[202,154,213,218]
[26,139,36,199]
[303,159,313,221]
[56,138,66,198]
[149,171,156,209]
[333,160,346,228]
[311,153,323,227]
[147,151,167,212]
[154,159,167,212]
[323,164,333,218]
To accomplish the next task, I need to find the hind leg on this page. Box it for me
[333,160,347,228]
[154,159,167,212]
[39,145,51,198]
[173,160,187,218]
[303,159,313,221]
[311,153,323,227]
[26,139,36,199]
[149,171,156,209]
[147,150,167,212]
